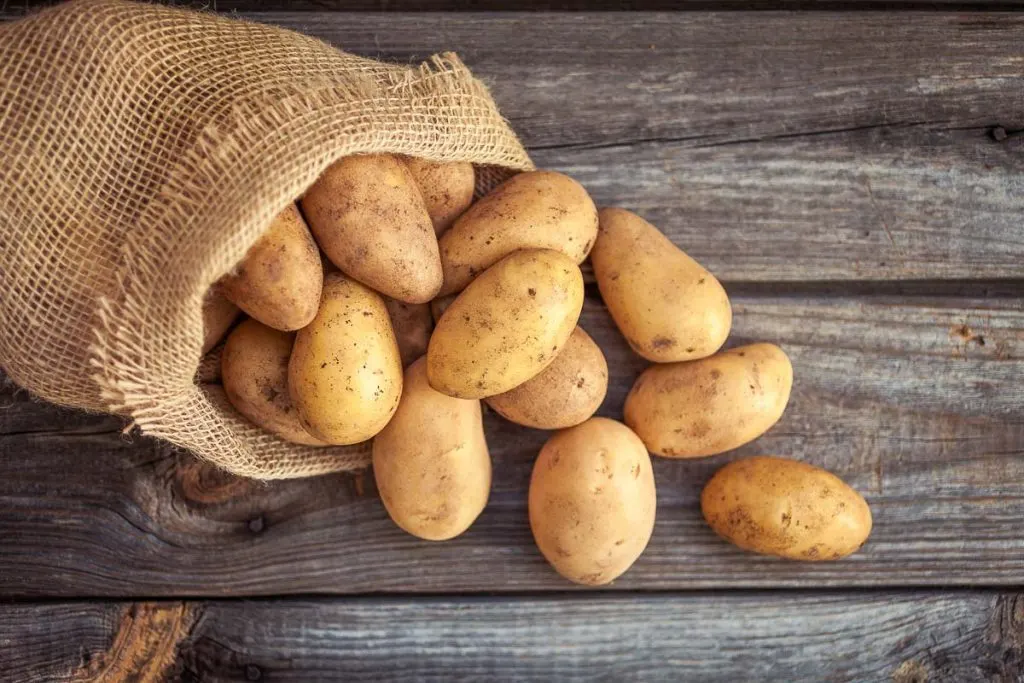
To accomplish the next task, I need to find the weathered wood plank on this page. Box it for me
[1,293,1021,596]
[1,12,1021,278]
[262,12,1024,281]
[3,593,1023,682]
[4,1,1020,18]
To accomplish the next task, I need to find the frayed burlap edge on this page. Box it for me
[89,54,534,480]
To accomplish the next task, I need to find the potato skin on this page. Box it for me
[289,273,403,444]
[437,170,597,296]
[592,207,731,362]
[427,249,584,399]
[485,326,608,429]
[701,456,872,560]
[201,288,240,354]
[625,343,792,458]
[429,294,457,324]
[301,154,442,304]
[402,157,475,237]
[529,418,656,585]
[384,298,434,368]
[221,319,326,446]
[219,204,323,332]
[373,357,491,541]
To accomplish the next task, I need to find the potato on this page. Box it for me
[373,357,491,540]
[625,343,791,458]
[221,319,326,446]
[529,418,656,585]
[429,293,457,324]
[427,249,584,399]
[384,298,434,368]
[219,203,322,331]
[701,456,872,560]
[437,170,597,296]
[300,154,442,304]
[402,157,475,237]
[289,273,403,444]
[592,207,731,362]
[485,326,607,429]
[201,288,240,354]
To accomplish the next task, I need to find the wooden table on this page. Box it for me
[2,5,1023,681]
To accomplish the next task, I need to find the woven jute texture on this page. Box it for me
[0,0,533,479]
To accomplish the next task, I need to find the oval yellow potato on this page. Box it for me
[701,456,872,561]
[220,203,323,331]
[402,157,475,237]
[437,170,597,296]
[427,249,584,399]
[221,319,326,446]
[201,288,240,354]
[373,357,491,540]
[529,418,656,585]
[301,154,442,304]
[384,298,434,368]
[624,343,792,458]
[485,326,608,429]
[592,207,731,362]
[289,273,403,444]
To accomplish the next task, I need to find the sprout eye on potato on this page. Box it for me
[701,456,872,561]
[529,418,656,585]
[592,207,731,363]
[437,170,598,296]
[625,343,793,458]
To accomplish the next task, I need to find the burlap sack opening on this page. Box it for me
[0,0,533,479]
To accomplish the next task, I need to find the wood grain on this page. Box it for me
[3,1,1020,17]
[1,12,1021,279]
[2,293,1021,596]
[4,592,1024,681]
[222,13,1024,280]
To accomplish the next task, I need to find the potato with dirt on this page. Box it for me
[701,456,872,560]
[625,343,792,458]
[301,154,442,304]
[219,203,323,331]
[373,357,491,541]
[437,170,597,296]
[221,319,326,446]
[485,326,607,429]
[427,249,584,399]
[402,157,475,237]
[289,273,403,444]
[529,417,656,585]
[592,207,730,362]
[384,298,434,368]
[201,288,240,354]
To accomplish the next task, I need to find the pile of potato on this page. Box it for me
[206,154,873,585]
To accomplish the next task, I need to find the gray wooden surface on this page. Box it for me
[0,8,1022,681]
[3,592,1023,681]
[3,294,1022,596]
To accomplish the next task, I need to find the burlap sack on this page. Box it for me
[0,0,533,479]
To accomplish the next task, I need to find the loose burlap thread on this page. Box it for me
[0,0,533,479]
